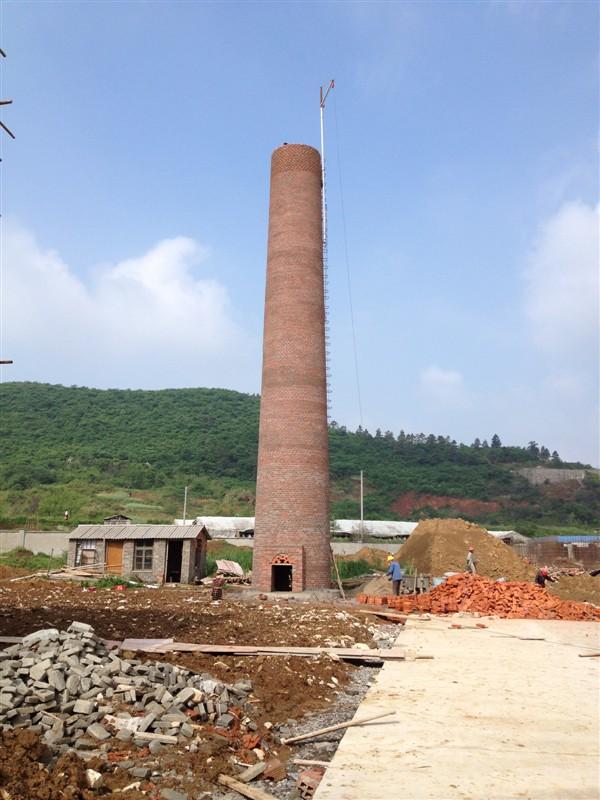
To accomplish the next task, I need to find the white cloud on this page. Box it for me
[0,219,258,389]
[524,201,599,355]
[418,366,470,408]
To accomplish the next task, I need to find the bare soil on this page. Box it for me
[0,578,387,799]
[549,574,600,605]
[391,492,502,517]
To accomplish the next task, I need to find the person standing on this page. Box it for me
[386,555,404,596]
[466,547,477,574]
[534,566,557,588]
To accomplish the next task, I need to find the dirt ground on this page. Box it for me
[0,577,386,799]
[549,573,600,605]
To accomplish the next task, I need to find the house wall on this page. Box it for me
[181,540,192,583]
[122,539,167,583]
[68,539,106,569]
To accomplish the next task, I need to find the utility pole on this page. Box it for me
[182,485,188,525]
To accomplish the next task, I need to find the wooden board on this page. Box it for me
[118,640,412,661]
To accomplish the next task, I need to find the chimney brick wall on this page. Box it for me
[253,144,331,592]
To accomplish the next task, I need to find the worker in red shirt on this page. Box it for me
[534,566,557,588]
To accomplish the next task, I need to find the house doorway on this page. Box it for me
[106,541,124,575]
[166,541,183,583]
[271,564,292,592]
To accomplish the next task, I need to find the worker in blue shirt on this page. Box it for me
[386,555,404,596]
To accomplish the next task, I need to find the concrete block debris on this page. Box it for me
[0,622,254,758]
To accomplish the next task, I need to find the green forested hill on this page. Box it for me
[0,382,597,532]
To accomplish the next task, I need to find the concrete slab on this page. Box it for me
[314,617,600,800]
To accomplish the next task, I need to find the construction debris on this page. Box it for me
[217,773,278,799]
[0,622,255,750]
[281,710,396,745]
[358,573,600,620]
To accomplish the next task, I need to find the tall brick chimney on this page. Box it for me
[252,143,331,592]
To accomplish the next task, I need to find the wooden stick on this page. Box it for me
[578,652,600,657]
[352,609,407,623]
[218,774,278,800]
[331,545,345,600]
[281,711,396,745]
[292,758,333,768]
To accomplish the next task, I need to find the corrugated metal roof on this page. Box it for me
[69,525,208,541]
[557,535,600,543]
[335,520,418,537]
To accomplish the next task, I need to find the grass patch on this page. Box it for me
[0,548,67,571]
[206,544,253,575]
[334,558,380,580]
[83,574,144,589]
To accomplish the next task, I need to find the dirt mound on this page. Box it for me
[0,729,147,798]
[356,574,393,597]
[395,518,534,581]
[549,574,600,606]
[338,547,391,569]
[0,563,30,580]
[358,574,600,621]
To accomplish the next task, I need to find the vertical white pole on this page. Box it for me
[360,470,364,543]
[183,485,188,525]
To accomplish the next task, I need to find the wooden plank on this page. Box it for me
[120,638,174,651]
[141,642,409,660]
[281,711,397,745]
[351,609,407,623]
[331,545,346,600]
[218,774,278,800]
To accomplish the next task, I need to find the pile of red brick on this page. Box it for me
[357,573,600,621]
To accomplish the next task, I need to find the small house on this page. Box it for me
[68,524,211,584]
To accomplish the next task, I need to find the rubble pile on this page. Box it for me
[0,621,254,755]
[358,574,600,620]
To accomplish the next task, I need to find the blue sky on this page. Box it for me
[1,1,598,465]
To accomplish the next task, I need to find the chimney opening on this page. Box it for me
[272,564,293,592]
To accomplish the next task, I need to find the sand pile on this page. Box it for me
[394,518,534,581]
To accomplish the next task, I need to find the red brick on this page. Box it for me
[253,145,330,592]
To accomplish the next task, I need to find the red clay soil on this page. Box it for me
[0,580,373,645]
[358,573,600,621]
[0,729,147,799]
[394,517,535,581]
[391,492,501,517]
[0,563,31,580]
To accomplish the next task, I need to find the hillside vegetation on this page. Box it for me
[0,382,597,533]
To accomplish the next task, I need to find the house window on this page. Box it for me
[133,540,153,571]
[75,540,98,566]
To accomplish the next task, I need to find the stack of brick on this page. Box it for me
[358,574,600,620]
[0,622,255,756]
